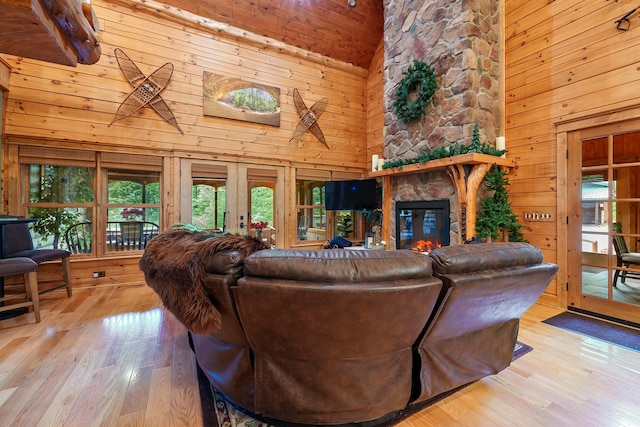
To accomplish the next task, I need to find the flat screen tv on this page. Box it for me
[324,179,378,210]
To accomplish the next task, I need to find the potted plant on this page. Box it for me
[250,221,269,241]
[475,165,526,242]
[120,208,144,242]
[121,208,144,221]
[336,212,353,238]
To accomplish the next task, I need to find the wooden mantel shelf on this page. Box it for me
[367,153,515,178]
[370,153,517,246]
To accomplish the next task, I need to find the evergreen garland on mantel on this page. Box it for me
[381,122,506,170]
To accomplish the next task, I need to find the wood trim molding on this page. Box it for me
[0,57,10,90]
[556,104,640,133]
[556,130,568,309]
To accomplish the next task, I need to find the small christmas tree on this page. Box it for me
[468,122,483,153]
[475,165,526,242]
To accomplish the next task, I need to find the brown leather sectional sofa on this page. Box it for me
[145,237,558,425]
[213,248,443,424]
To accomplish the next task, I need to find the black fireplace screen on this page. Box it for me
[396,200,450,250]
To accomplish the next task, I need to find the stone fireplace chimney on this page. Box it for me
[382,0,501,248]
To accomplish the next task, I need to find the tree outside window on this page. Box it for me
[27,165,94,250]
[192,182,227,230]
[250,185,274,226]
[107,170,160,226]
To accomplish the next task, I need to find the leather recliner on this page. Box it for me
[412,242,559,403]
[234,249,443,424]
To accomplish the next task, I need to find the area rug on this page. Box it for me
[543,311,640,352]
[198,341,532,427]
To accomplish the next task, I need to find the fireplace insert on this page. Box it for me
[396,200,450,251]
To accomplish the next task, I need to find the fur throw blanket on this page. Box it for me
[139,228,266,334]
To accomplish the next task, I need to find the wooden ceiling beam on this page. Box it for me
[0,0,101,67]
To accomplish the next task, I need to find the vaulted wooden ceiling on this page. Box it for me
[158,0,384,69]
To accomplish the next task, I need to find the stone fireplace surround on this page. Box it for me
[381,0,502,248]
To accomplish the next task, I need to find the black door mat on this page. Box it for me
[543,311,640,352]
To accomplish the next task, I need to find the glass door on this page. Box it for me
[568,122,640,324]
[182,160,283,247]
[192,178,226,232]
[246,166,278,248]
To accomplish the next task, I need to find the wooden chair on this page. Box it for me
[612,222,640,287]
[265,226,276,248]
[106,221,160,251]
[0,257,40,323]
[64,221,93,254]
[297,215,310,240]
[2,218,72,297]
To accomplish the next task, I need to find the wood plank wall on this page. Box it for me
[1,0,374,288]
[367,39,384,162]
[505,0,640,306]
[4,0,369,166]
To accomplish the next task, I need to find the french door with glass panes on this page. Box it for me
[181,160,283,248]
[567,119,640,324]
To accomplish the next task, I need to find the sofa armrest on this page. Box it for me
[140,229,265,334]
[203,250,246,276]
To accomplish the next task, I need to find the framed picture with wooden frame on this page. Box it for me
[203,72,280,127]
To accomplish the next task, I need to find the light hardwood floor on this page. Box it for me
[1,284,639,426]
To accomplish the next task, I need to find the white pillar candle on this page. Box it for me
[377,158,385,171]
[496,136,506,157]
[372,154,379,172]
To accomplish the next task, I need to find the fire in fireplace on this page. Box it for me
[396,200,450,251]
[412,240,442,253]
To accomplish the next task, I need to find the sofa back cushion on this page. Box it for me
[244,248,432,282]
[424,242,557,340]
[429,241,543,275]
